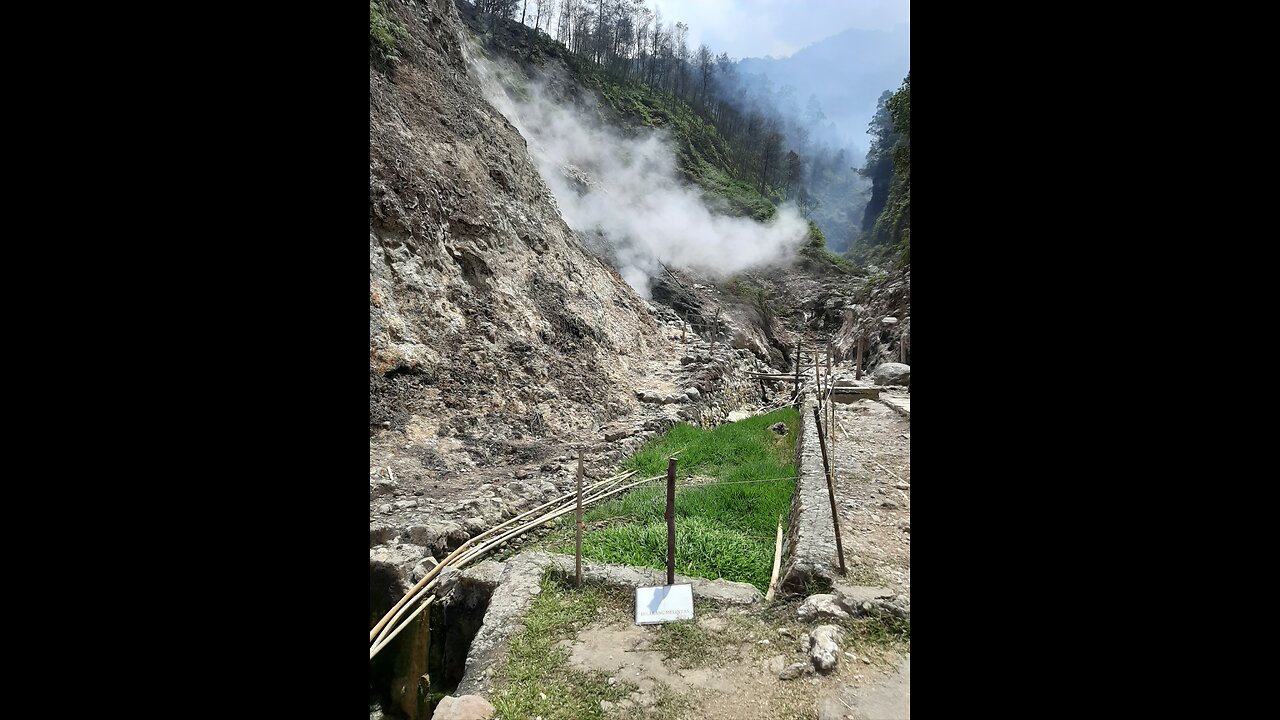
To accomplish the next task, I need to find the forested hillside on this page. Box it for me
[852,72,910,268]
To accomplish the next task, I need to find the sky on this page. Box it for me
[646,0,910,60]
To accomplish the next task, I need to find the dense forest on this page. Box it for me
[851,72,910,267]
[457,0,907,269]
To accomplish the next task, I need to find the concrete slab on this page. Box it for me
[880,397,910,419]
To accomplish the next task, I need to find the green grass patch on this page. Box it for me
[550,409,798,592]
[621,408,797,479]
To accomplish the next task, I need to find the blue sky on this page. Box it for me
[646,0,910,59]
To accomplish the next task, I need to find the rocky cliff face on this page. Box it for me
[832,268,911,372]
[370,0,667,455]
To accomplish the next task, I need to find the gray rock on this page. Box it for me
[600,700,614,712]
[462,517,487,535]
[882,316,898,324]
[369,544,428,583]
[605,427,635,442]
[832,584,897,610]
[871,362,910,385]
[430,694,495,720]
[769,422,787,435]
[798,593,853,622]
[378,503,392,514]
[406,522,461,553]
[684,387,701,400]
[881,500,898,509]
[808,625,843,673]
[394,499,418,510]
[779,662,809,680]
[767,655,787,676]
[370,523,398,548]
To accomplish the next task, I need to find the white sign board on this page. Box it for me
[635,584,694,625]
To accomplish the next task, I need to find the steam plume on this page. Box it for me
[470,52,809,298]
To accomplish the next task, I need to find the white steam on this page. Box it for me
[470,53,810,298]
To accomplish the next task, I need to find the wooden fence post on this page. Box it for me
[856,335,864,380]
[666,457,677,585]
[575,450,584,588]
[793,338,802,408]
[813,407,847,575]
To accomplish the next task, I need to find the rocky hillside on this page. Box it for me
[369,0,781,587]
[370,0,668,451]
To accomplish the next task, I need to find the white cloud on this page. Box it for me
[648,0,909,59]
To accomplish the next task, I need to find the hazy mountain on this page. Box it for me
[736,23,910,159]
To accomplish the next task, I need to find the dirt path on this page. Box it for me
[556,600,907,720]
[824,387,910,719]
[828,390,911,595]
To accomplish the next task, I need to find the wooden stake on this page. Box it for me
[813,340,822,414]
[813,406,847,575]
[758,360,767,404]
[666,457,677,585]
[829,340,839,443]
[793,338,802,408]
[765,518,783,602]
[856,335,864,380]
[575,450,584,589]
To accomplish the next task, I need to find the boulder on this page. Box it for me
[871,362,910,386]
[431,694,495,720]
[808,625,844,674]
[406,522,463,554]
[797,593,853,622]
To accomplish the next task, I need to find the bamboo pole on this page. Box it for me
[369,595,436,661]
[370,469,635,644]
[813,406,847,575]
[373,472,661,651]
[575,450,584,589]
[764,518,783,602]
[856,335,864,380]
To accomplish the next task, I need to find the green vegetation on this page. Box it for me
[489,574,683,720]
[370,1,407,65]
[622,408,796,480]
[798,221,860,274]
[564,55,782,222]
[549,409,797,591]
[852,72,910,268]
